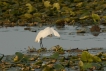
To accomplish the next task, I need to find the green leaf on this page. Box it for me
[79,11,89,19]
[44,1,51,8]
[81,51,93,62]
[34,60,43,65]
[21,56,29,63]
[15,52,24,60]
[102,16,106,20]
[33,13,42,17]
[53,3,60,10]
[26,3,35,13]
[92,63,101,68]
[34,17,42,22]
[42,66,54,71]
[83,63,92,70]
[50,52,59,59]
[80,15,89,20]
[54,64,64,70]
[24,13,32,19]
[92,55,101,62]
[79,60,83,67]
[92,13,100,23]
[15,52,28,63]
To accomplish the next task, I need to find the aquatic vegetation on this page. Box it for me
[0,47,106,71]
[92,13,100,23]
[53,3,60,10]
[54,64,65,71]
[78,60,84,71]
[13,52,28,63]
[26,3,36,14]
[81,51,101,62]
[49,52,59,59]
[55,19,65,27]
[43,1,51,8]
[1,0,106,27]
[0,54,4,62]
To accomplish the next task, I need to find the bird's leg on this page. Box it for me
[40,38,43,48]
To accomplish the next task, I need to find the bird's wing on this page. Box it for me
[44,27,53,35]
[44,27,51,30]
[50,27,60,37]
[35,30,43,43]
[35,28,53,43]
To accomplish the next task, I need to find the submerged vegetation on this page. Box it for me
[0,0,106,27]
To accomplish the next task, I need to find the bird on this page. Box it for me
[35,27,60,48]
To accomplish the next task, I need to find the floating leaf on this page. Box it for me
[79,15,89,20]
[53,3,60,10]
[2,2,8,6]
[54,64,64,70]
[44,1,51,8]
[64,18,70,22]
[61,7,72,13]
[34,60,43,65]
[26,3,35,13]
[92,63,101,68]
[24,13,32,19]
[15,52,24,60]
[13,55,19,62]
[15,52,28,63]
[102,16,106,20]
[74,0,82,2]
[81,51,93,62]
[76,2,83,7]
[70,10,75,16]
[83,63,92,70]
[33,13,42,17]
[102,53,106,58]
[92,13,100,23]
[79,60,84,67]
[92,55,101,62]
[79,11,90,20]
[50,52,59,59]
[42,66,54,71]
[34,17,42,22]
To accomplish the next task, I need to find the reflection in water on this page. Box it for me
[91,32,100,36]
[77,33,85,36]
[0,25,106,55]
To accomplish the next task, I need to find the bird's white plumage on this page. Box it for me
[35,27,60,43]
[44,27,53,35]
[50,27,60,37]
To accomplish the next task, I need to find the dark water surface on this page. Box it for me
[0,25,106,55]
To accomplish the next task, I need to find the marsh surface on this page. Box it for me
[0,25,106,55]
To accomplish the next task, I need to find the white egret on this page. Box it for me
[35,27,60,48]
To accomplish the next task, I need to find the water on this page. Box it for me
[0,25,106,55]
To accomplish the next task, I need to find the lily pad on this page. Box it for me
[54,64,64,70]
[81,51,93,62]
[49,52,59,59]
[15,52,28,63]
[92,13,100,23]
[83,63,92,70]
[44,1,51,8]
[53,3,60,10]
